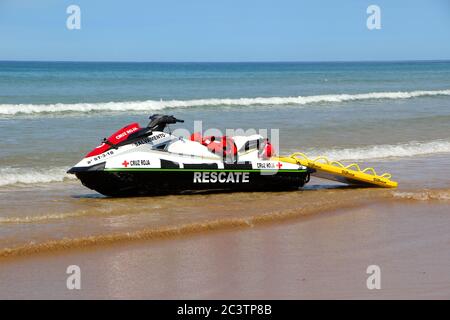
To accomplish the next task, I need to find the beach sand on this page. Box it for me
[0,182,449,299]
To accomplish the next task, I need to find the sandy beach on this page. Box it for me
[1,196,449,299]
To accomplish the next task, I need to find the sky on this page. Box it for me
[0,0,449,62]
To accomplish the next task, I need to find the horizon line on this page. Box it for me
[1,59,450,64]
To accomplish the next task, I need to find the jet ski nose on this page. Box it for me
[67,162,106,174]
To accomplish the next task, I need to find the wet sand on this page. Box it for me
[0,177,393,256]
[1,199,449,299]
[1,154,450,299]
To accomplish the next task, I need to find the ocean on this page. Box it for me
[1,61,450,298]
[1,61,450,187]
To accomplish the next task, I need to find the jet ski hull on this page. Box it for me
[73,168,310,197]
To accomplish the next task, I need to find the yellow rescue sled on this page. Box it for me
[275,152,398,188]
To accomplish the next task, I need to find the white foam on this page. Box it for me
[0,167,75,187]
[393,190,450,201]
[303,139,450,161]
[1,140,449,187]
[1,89,450,116]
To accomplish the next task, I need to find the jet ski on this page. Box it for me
[68,115,312,196]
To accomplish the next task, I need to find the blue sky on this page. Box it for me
[1,0,449,62]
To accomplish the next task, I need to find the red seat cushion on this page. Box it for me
[190,132,237,156]
[190,132,203,143]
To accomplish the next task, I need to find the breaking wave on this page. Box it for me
[1,89,450,116]
[0,167,75,187]
[0,212,87,224]
[305,139,450,161]
[1,139,449,187]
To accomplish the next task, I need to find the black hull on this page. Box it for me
[75,170,310,197]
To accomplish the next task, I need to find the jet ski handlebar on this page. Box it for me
[147,114,184,131]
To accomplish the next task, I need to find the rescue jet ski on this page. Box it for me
[68,115,312,196]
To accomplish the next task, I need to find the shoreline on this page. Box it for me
[0,187,390,259]
[1,171,449,260]
[1,199,449,299]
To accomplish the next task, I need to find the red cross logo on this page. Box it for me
[122,160,129,167]
[276,162,283,169]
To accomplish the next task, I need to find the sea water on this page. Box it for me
[1,61,449,186]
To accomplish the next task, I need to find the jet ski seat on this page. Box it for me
[190,133,237,157]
